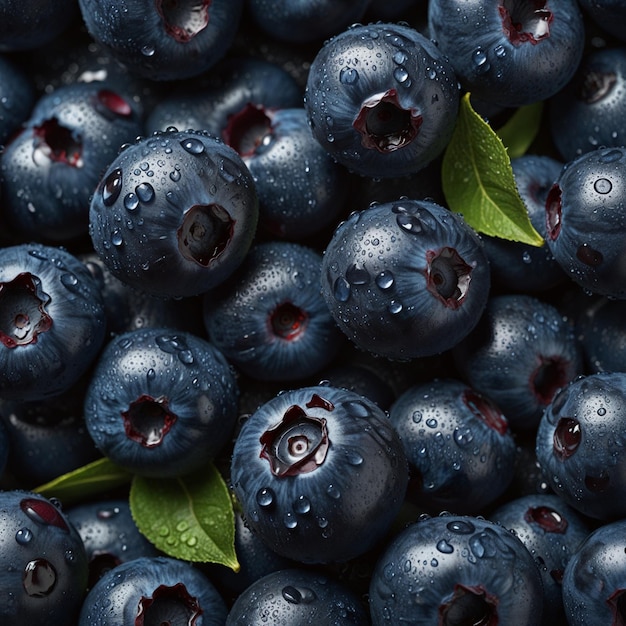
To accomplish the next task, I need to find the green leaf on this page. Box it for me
[34,457,133,505]
[129,463,239,571]
[442,92,544,247]
[496,101,544,159]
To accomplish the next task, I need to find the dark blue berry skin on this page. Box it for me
[77,0,244,82]
[428,0,585,108]
[0,490,89,626]
[0,54,35,144]
[246,0,371,44]
[576,295,626,373]
[320,199,491,360]
[84,327,239,478]
[549,47,626,162]
[89,128,259,299]
[65,498,161,589]
[0,82,143,243]
[0,0,78,51]
[389,378,517,515]
[0,383,101,488]
[561,518,626,626]
[145,56,302,136]
[536,371,626,521]
[482,155,567,294]
[453,293,583,432]
[230,385,408,564]
[225,567,371,625]
[78,555,228,626]
[369,514,545,625]
[203,241,344,382]
[0,417,9,478]
[490,493,591,625]
[238,107,350,240]
[545,145,626,298]
[0,243,107,403]
[304,22,460,178]
[578,0,626,43]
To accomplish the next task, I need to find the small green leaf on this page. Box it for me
[442,92,544,247]
[34,457,133,505]
[129,463,239,571]
[496,101,544,159]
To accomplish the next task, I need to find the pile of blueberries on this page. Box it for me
[2,0,626,624]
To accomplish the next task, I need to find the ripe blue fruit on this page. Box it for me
[230,384,408,564]
[428,0,585,108]
[203,240,344,382]
[369,514,545,625]
[84,327,239,478]
[0,490,89,626]
[536,371,626,520]
[320,198,491,360]
[304,21,460,178]
[89,128,259,298]
[545,145,626,298]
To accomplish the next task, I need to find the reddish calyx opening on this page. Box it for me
[462,389,508,435]
[0,273,52,349]
[524,505,568,533]
[136,582,203,626]
[122,394,177,448]
[530,355,570,406]
[270,301,308,341]
[545,183,562,241]
[438,584,499,626]
[33,118,83,167]
[553,417,581,461]
[222,103,273,157]
[155,0,210,43]
[353,88,422,153]
[499,0,553,45]
[426,247,473,309]
[177,204,234,267]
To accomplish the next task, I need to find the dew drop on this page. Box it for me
[135,182,155,203]
[388,300,403,314]
[294,495,311,514]
[284,512,298,529]
[327,484,341,499]
[124,193,139,212]
[594,177,612,194]
[376,270,394,290]
[333,276,351,302]
[256,487,274,508]
[181,137,205,154]
[23,559,57,597]
[339,67,359,84]
[111,229,123,246]
[393,66,409,83]
[15,528,33,545]
[437,539,454,554]
[141,45,155,57]
[447,519,475,534]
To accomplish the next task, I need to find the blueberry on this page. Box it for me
[578,0,626,43]
[77,0,244,81]
[0,54,35,144]
[0,243,107,402]
[0,490,88,626]
[78,555,228,626]
[225,568,370,625]
[428,0,585,108]
[65,498,161,589]
[490,493,591,624]
[320,198,491,360]
[88,128,259,298]
[545,145,626,298]
[549,47,626,162]
[246,0,371,44]
[369,513,545,624]
[84,327,239,478]
[453,293,583,431]
[304,21,460,178]
[203,241,344,382]
[145,56,303,137]
[389,378,517,515]
[536,371,626,520]
[1,82,143,243]
[230,384,408,564]
[561,517,626,626]
[482,154,567,294]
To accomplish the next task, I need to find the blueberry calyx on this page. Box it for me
[0,272,53,348]
[353,88,422,153]
[177,203,234,267]
[553,417,581,461]
[23,558,58,598]
[135,582,203,626]
[426,247,473,309]
[121,394,177,448]
[20,497,70,532]
[95,89,134,119]
[462,389,508,435]
[33,118,83,167]
[498,0,553,46]
[259,394,332,477]
[545,183,562,241]
[607,588,626,624]
[270,301,308,341]
[578,67,617,104]
[438,583,499,626]
[523,505,568,533]
[530,355,570,405]
[155,0,210,43]
[222,103,272,157]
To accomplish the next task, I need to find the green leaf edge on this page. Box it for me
[496,100,544,160]
[442,92,545,247]
[129,464,240,572]
[33,456,133,504]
